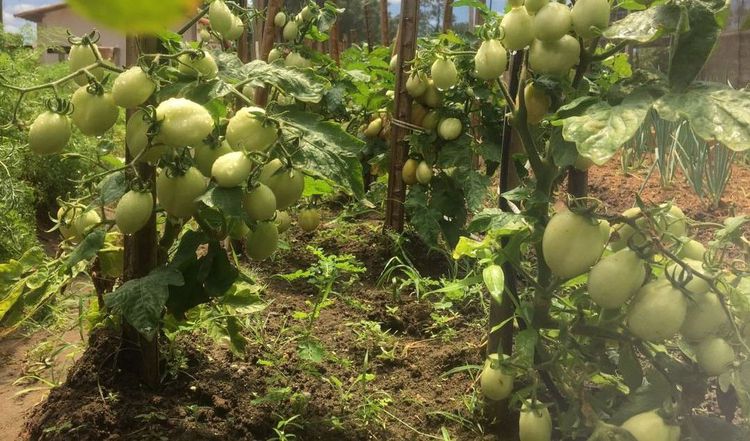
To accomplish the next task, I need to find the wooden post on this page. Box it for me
[255,0,283,105]
[443,0,454,31]
[364,1,374,50]
[567,169,588,197]
[380,0,389,45]
[329,16,341,63]
[121,36,161,389]
[252,0,267,60]
[384,0,419,232]
[238,0,250,62]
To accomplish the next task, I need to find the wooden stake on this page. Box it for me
[380,0,389,45]
[237,0,250,63]
[255,0,283,105]
[443,0,454,32]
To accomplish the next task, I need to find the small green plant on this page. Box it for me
[267,414,303,441]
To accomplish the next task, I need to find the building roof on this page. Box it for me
[14,3,68,23]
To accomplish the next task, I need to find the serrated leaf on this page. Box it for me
[467,209,528,234]
[603,4,686,43]
[298,338,326,363]
[668,1,724,90]
[562,91,654,165]
[64,228,106,269]
[654,83,750,152]
[104,267,185,340]
[224,58,328,103]
[97,171,128,207]
[197,186,244,218]
[514,329,538,369]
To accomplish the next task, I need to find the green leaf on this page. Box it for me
[549,129,579,168]
[602,4,686,43]
[619,344,644,391]
[278,109,365,198]
[654,83,750,152]
[586,421,638,441]
[104,266,185,340]
[467,209,529,234]
[562,92,654,165]
[514,329,538,369]
[96,171,128,208]
[482,265,505,306]
[197,186,244,218]
[224,59,329,103]
[64,228,106,269]
[67,0,198,34]
[298,338,327,363]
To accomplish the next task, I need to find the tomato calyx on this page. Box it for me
[84,79,106,96]
[66,30,101,46]
[45,97,74,116]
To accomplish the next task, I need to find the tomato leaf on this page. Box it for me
[619,344,644,391]
[561,91,654,165]
[96,171,128,208]
[67,0,200,34]
[654,83,750,152]
[104,266,184,340]
[602,4,686,43]
[198,186,244,218]
[64,228,106,270]
[222,57,329,103]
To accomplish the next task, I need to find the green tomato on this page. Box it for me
[519,83,551,125]
[525,0,548,15]
[542,209,607,279]
[501,7,534,51]
[411,102,427,126]
[479,354,513,400]
[194,141,233,177]
[415,161,433,185]
[299,208,321,232]
[126,110,171,163]
[418,78,442,108]
[430,58,458,91]
[275,210,292,233]
[69,43,103,86]
[209,0,234,34]
[156,166,207,218]
[402,158,419,185]
[389,54,398,73]
[115,190,153,235]
[621,411,680,441]
[681,292,730,341]
[364,118,383,138]
[243,183,277,221]
[438,117,462,141]
[529,35,580,76]
[274,11,287,27]
[268,48,283,62]
[226,106,278,152]
[56,206,77,240]
[519,402,552,441]
[211,151,253,187]
[300,5,315,21]
[676,238,706,261]
[665,258,711,295]
[533,2,572,42]
[112,66,156,108]
[627,279,687,342]
[283,20,299,41]
[246,221,279,260]
[71,209,102,241]
[178,51,219,79]
[422,110,440,131]
[28,111,71,155]
[71,86,119,136]
[571,0,610,39]
[285,51,310,68]
[588,249,646,309]
[223,15,245,40]
[155,98,214,147]
[406,71,428,98]
[258,159,305,210]
[474,39,508,80]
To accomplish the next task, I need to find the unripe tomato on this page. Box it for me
[155,98,214,147]
[416,161,433,185]
[696,337,735,376]
[525,0,548,15]
[422,110,440,131]
[364,118,383,137]
[285,52,310,68]
[533,2,572,42]
[243,183,277,221]
[542,209,607,279]
[56,207,77,240]
[571,0,610,39]
[194,141,233,177]
[274,11,287,27]
[112,66,156,109]
[156,166,207,218]
[410,102,428,126]
[613,204,686,248]
[211,151,253,187]
[666,258,711,295]
[474,39,508,80]
[178,51,219,79]
[115,190,153,235]
[223,15,245,40]
[431,58,458,91]
[299,208,321,232]
[519,402,552,441]
[529,35,580,76]
[677,238,706,261]
[71,209,101,240]
[226,106,278,152]
[406,72,428,98]
[71,87,119,136]
[283,20,299,41]
[627,279,687,342]
[519,83,551,125]
[126,110,171,163]
[300,5,315,21]
[69,43,103,86]
[209,0,234,34]
[681,292,730,341]
[258,159,305,209]
[199,28,212,42]
[246,221,279,260]
[402,158,419,185]
[29,111,71,155]
[588,249,646,309]
[479,355,513,400]
[389,55,398,73]
[438,117,462,141]
[501,7,534,51]
[275,210,292,233]
[419,79,442,108]
[621,411,681,441]
[268,48,283,62]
